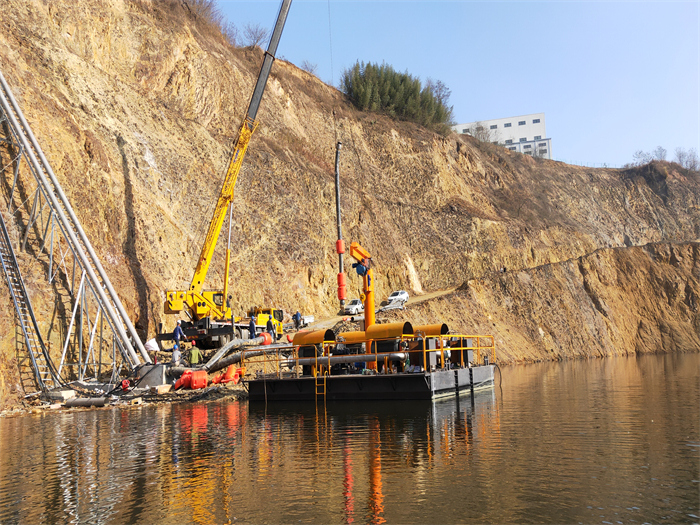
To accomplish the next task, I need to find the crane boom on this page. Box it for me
[191,0,292,295]
[165,0,292,327]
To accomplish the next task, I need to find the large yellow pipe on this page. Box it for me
[364,268,375,328]
[366,322,414,340]
[293,329,336,346]
[413,323,449,336]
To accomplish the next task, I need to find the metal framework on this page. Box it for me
[0,69,150,395]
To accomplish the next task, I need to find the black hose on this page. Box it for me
[493,362,503,399]
[494,363,503,388]
[105,362,161,397]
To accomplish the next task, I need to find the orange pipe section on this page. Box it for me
[413,323,449,336]
[364,269,375,328]
[336,331,368,345]
[292,329,336,346]
[366,322,414,340]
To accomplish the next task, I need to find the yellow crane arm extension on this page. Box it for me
[349,242,372,263]
[189,118,258,294]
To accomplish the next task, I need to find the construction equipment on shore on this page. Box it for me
[161,0,292,348]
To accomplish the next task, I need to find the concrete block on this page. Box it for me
[150,384,172,395]
[137,364,167,388]
[129,397,143,405]
[47,389,76,401]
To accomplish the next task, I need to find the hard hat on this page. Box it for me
[191,340,196,346]
[177,320,181,324]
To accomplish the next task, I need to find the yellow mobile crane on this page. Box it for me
[161,0,291,348]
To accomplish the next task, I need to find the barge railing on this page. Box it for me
[241,333,496,379]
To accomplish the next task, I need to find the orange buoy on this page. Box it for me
[220,366,243,384]
[190,370,207,390]
[174,370,192,390]
[260,332,272,345]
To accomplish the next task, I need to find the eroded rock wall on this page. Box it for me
[387,242,700,363]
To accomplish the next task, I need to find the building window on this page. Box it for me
[520,137,527,142]
[534,135,542,140]
[504,123,512,128]
[462,129,468,134]
[533,119,541,124]
[508,147,516,151]
[505,139,513,144]
[539,149,548,154]
[518,121,526,125]
[539,142,547,148]
[490,124,497,130]
[523,144,532,149]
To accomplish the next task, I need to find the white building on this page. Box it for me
[451,112,552,159]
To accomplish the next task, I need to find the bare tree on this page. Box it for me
[687,148,699,171]
[674,147,688,167]
[185,0,223,25]
[222,21,239,47]
[464,121,500,144]
[633,150,652,166]
[425,78,451,106]
[653,146,667,161]
[675,147,699,171]
[300,60,318,75]
[242,23,270,48]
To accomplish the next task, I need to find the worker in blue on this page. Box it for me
[249,316,256,339]
[173,320,187,350]
[352,257,369,276]
[293,310,301,330]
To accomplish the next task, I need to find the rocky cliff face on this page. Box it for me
[386,242,700,363]
[0,0,698,405]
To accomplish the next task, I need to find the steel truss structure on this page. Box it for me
[0,69,150,396]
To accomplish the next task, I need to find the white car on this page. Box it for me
[387,290,409,305]
[344,299,364,315]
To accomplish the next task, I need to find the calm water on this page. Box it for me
[0,353,698,524]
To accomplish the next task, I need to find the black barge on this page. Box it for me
[245,322,496,402]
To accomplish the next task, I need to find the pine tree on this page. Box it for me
[340,61,453,131]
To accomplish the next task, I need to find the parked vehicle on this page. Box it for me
[344,299,364,315]
[387,290,409,305]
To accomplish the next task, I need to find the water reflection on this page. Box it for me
[0,354,697,524]
[244,391,499,524]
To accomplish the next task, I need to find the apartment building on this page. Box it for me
[451,112,552,159]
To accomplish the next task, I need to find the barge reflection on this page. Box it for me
[247,389,499,524]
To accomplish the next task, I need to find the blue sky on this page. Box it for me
[216,1,699,168]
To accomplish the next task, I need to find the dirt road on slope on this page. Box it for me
[306,287,459,331]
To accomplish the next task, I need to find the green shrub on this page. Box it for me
[340,61,454,132]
